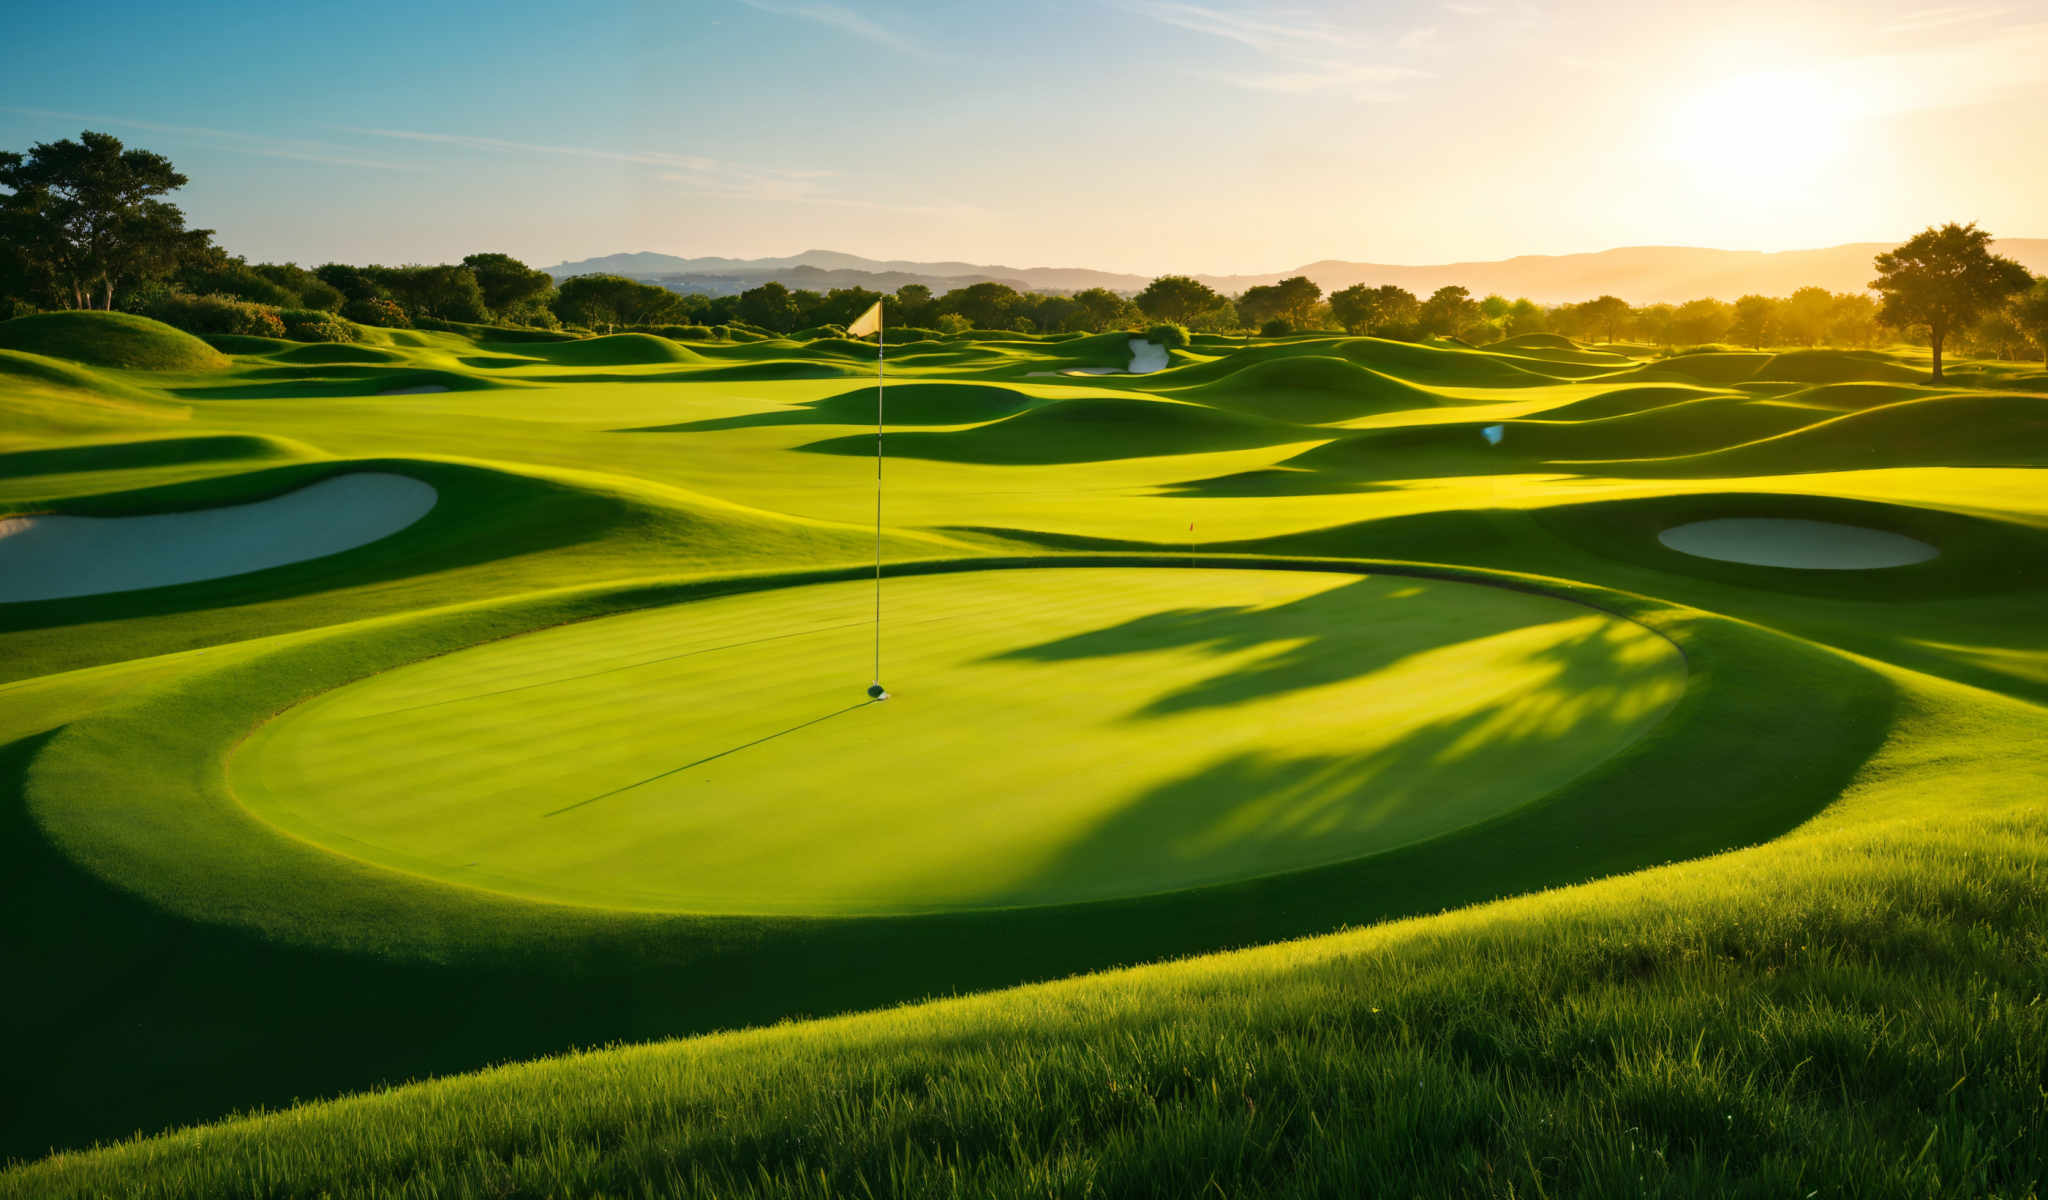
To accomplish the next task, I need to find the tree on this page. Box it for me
[1418,285,1478,337]
[0,130,214,310]
[1728,294,1779,349]
[462,253,554,319]
[821,286,884,328]
[1779,285,1834,346]
[1871,222,2030,382]
[1272,275,1322,328]
[375,264,488,322]
[552,274,682,331]
[1826,292,1879,347]
[1505,298,1547,335]
[1968,311,2029,360]
[1669,297,1732,345]
[940,281,1021,330]
[735,281,801,331]
[889,283,935,327]
[1068,287,1137,332]
[2010,277,2048,367]
[1578,295,1630,343]
[1134,274,1222,325]
[1633,303,1675,346]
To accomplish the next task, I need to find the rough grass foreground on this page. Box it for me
[7,670,2043,1199]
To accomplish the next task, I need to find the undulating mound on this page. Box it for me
[1614,351,1772,385]
[1658,517,1939,569]
[0,347,175,407]
[1529,384,1729,421]
[683,359,861,381]
[1644,393,2048,475]
[270,343,403,365]
[1335,337,1560,385]
[1485,335,1638,369]
[1181,355,1441,423]
[528,333,705,367]
[1512,397,1831,461]
[0,311,228,371]
[802,396,1312,464]
[1774,381,1947,411]
[1748,349,1925,384]
[0,472,437,603]
[0,434,308,485]
[629,382,1039,434]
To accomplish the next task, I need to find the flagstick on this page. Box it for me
[871,309,886,697]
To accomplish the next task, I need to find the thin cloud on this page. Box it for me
[1881,4,2011,34]
[1,108,415,170]
[734,0,927,55]
[1122,1,1430,100]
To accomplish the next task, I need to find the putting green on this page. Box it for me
[230,568,1686,914]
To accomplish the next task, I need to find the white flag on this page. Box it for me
[846,301,883,339]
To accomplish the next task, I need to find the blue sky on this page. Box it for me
[4,0,2043,273]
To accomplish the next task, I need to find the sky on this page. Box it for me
[3,0,2044,275]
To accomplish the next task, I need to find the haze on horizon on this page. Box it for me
[5,0,2044,276]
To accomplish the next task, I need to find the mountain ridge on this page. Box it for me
[546,240,2048,305]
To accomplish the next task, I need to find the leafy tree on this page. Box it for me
[1826,292,1880,348]
[1418,285,1478,337]
[1503,298,1546,335]
[176,251,299,307]
[462,253,554,319]
[1134,275,1222,325]
[314,263,388,303]
[1235,283,1286,329]
[2009,277,2048,366]
[1779,285,1834,347]
[1327,284,1384,334]
[1632,303,1675,345]
[1478,294,1511,320]
[1669,297,1732,345]
[1272,276,1322,328]
[1579,295,1630,343]
[735,281,801,332]
[1728,294,1779,350]
[889,283,935,327]
[1967,311,2029,360]
[553,274,682,331]
[821,286,885,328]
[0,130,214,310]
[376,265,488,322]
[939,281,1021,330]
[1871,222,2030,381]
[1069,287,1137,332]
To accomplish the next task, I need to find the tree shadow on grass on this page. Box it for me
[987,575,1591,718]
[987,614,1684,905]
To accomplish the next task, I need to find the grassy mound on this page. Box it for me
[1513,397,1834,461]
[1336,337,1562,385]
[809,381,1035,425]
[528,333,705,367]
[1616,352,1773,385]
[1181,356,1441,423]
[1750,349,1925,384]
[0,312,228,371]
[1649,393,2048,475]
[269,342,403,366]
[802,397,1313,463]
[0,434,308,488]
[1530,385,1728,421]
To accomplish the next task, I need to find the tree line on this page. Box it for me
[4,131,2044,380]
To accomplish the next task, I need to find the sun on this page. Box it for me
[1667,67,1859,178]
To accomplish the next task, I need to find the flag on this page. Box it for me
[846,301,883,339]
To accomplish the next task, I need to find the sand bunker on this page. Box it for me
[1048,337,1171,377]
[0,472,437,603]
[1658,518,1938,570]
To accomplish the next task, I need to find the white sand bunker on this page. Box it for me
[1036,337,1171,378]
[1658,518,1938,570]
[0,472,437,603]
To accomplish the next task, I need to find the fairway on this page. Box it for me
[230,568,1685,913]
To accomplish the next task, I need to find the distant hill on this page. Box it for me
[547,241,2048,304]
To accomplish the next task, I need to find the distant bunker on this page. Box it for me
[1658,517,1938,570]
[0,472,438,603]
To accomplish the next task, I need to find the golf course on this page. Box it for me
[1,310,2044,1196]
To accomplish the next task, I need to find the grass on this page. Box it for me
[0,311,228,371]
[0,316,2040,1194]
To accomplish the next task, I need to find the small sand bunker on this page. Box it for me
[0,472,437,603]
[1049,337,1171,377]
[1658,518,1938,570]
[378,383,451,395]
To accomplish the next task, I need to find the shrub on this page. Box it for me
[934,313,972,334]
[1145,322,1191,349]
[278,309,360,343]
[791,324,849,341]
[142,292,287,338]
[342,297,411,328]
[1,297,38,321]
[1260,319,1294,337]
